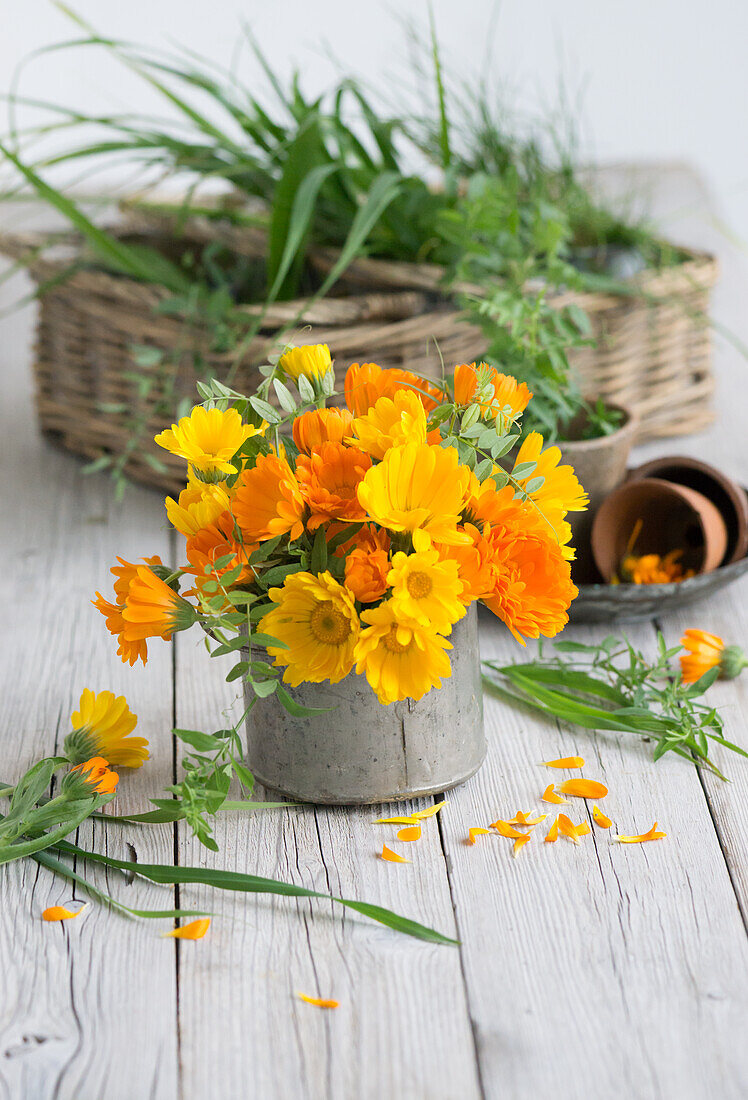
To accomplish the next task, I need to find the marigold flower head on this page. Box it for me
[154,406,258,479]
[679,629,746,683]
[436,522,501,603]
[344,526,391,603]
[65,689,148,768]
[278,343,333,386]
[350,389,428,459]
[387,547,465,634]
[232,451,305,543]
[357,442,472,547]
[292,407,354,454]
[184,510,256,599]
[621,550,694,585]
[344,362,442,417]
[165,473,232,538]
[453,362,531,420]
[62,756,119,797]
[483,528,578,644]
[354,599,452,705]
[92,593,148,666]
[259,572,360,687]
[296,442,372,530]
[121,566,196,641]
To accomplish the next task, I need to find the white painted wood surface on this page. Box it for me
[1,175,747,1100]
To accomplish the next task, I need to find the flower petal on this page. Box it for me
[381,844,411,862]
[544,817,559,843]
[513,835,532,858]
[467,827,492,845]
[489,820,526,839]
[397,825,422,842]
[412,800,447,820]
[614,822,667,844]
[297,992,339,1009]
[559,779,608,799]
[557,814,589,844]
[42,903,88,922]
[541,783,569,804]
[373,815,418,825]
[541,756,585,768]
[592,805,612,829]
[163,918,211,940]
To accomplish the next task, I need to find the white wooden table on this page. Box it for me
[1,175,748,1100]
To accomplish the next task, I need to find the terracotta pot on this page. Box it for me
[627,455,748,565]
[591,477,728,583]
[558,404,639,583]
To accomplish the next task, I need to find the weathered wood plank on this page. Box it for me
[0,252,179,1100]
[172,635,481,1100]
[438,611,748,1099]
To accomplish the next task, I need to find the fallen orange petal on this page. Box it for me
[559,779,608,799]
[467,827,492,845]
[557,814,589,844]
[412,800,447,820]
[397,825,422,842]
[505,810,547,826]
[297,992,339,1009]
[381,844,410,862]
[541,783,569,804]
[513,835,531,859]
[163,918,211,940]
[614,822,667,844]
[544,817,559,843]
[541,756,585,769]
[373,815,418,825]
[489,820,526,839]
[593,805,612,829]
[42,903,88,922]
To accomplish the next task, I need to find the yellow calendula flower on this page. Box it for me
[387,548,465,634]
[165,472,232,538]
[278,343,333,385]
[357,442,472,547]
[65,689,149,768]
[259,572,360,687]
[511,432,589,559]
[154,406,259,479]
[350,389,427,460]
[354,600,452,705]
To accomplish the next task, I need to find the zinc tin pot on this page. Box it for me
[242,605,485,805]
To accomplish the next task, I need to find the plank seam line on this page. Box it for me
[170,528,185,1100]
[435,802,487,1100]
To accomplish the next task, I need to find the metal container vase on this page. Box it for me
[243,605,485,805]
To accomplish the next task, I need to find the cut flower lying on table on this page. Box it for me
[94,344,586,709]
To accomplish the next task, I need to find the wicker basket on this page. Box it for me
[0,217,718,494]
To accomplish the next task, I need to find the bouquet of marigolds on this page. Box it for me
[92,343,587,709]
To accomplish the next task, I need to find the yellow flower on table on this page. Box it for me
[154,406,259,479]
[65,688,148,768]
[350,389,427,460]
[387,548,465,633]
[354,600,453,705]
[259,572,360,687]
[278,343,333,385]
[357,442,472,546]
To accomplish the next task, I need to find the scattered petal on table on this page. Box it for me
[489,819,525,839]
[162,918,211,940]
[506,810,547,826]
[381,844,410,863]
[513,835,532,858]
[373,815,418,825]
[412,800,447,820]
[614,822,667,844]
[541,784,569,804]
[397,825,422,842]
[42,903,89,922]
[559,779,608,799]
[544,817,559,843]
[540,757,585,769]
[467,827,492,845]
[593,805,612,829]
[297,992,339,1009]
[557,814,589,844]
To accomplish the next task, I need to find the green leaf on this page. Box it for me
[275,682,334,717]
[174,728,220,751]
[310,526,328,574]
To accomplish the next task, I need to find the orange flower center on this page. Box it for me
[383,624,412,654]
[406,570,433,599]
[309,601,351,646]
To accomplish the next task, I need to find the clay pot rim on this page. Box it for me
[557,403,639,453]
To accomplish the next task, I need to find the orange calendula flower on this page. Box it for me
[93,555,166,666]
[297,993,339,1009]
[350,388,428,459]
[292,407,354,454]
[680,629,747,684]
[380,844,410,863]
[483,528,578,643]
[513,835,532,858]
[163,918,211,940]
[544,817,559,843]
[541,784,568,804]
[397,825,422,842]
[344,362,441,417]
[489,820,526,839]
[557,814,589,844]
[592,805,612,829]
[42,903,88,922]
[559,779,609,800]
[296,442,372,530]
[437,522,500,604]
[232,451,305,543]
[121,566,196,641]
[620,549,694,585]
[614,823,667,844]
[185,510,256,599]
[64,756,119,796]
[344,526,390,604]
[467,827,492,845]
[453,362,532,420]
[541,757,585,769]
[412,800,447,820]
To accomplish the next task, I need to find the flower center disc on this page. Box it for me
[406,570,433,599]
[384,624,412,654]
[310,601,351,645]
